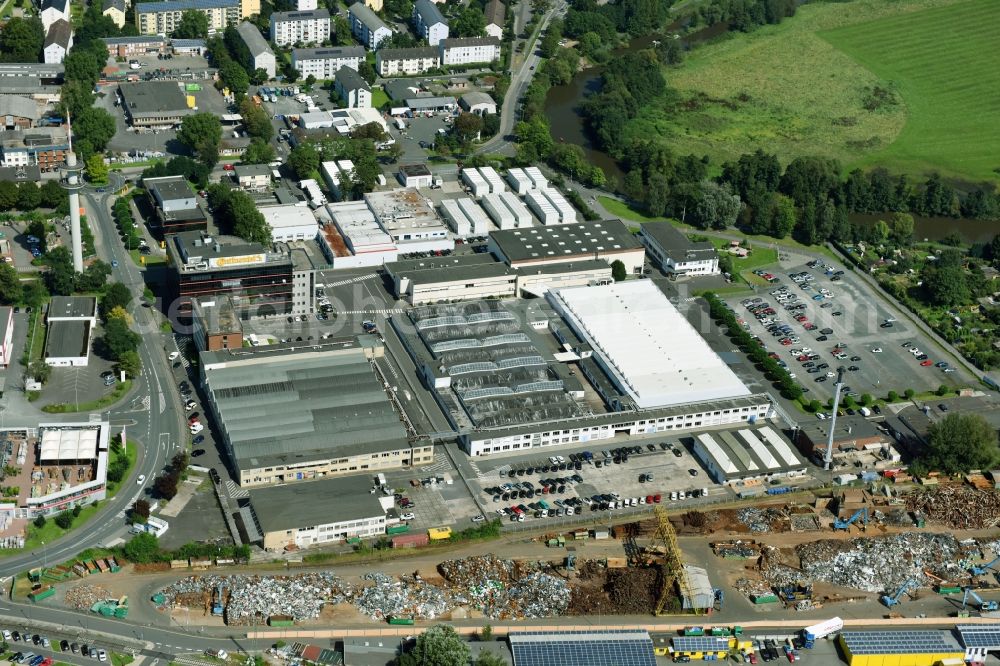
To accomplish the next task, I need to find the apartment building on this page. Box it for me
[439,36,501,66]
[412,0,448,46]
[135,0,241,36]
[375,46,439,76]
[348,2,392,49]
[291,46,364,79]
[269,8,330,46]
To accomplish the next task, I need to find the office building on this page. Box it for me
[412,0,448,46]
[291,46,364,79]
[191,297,244,352]
[0,127,69,172]
[348,2,392,49]
[440,36,500,66]
[166,231,295,318]
[376,46,439,77]
[235,21,276,78]
[269,8,330,46]
[200,337,433,487]
[640,221,719,276]
[135,0,241,36]
[101,35,167,56]
[144,175,206,233]
[259,204,319,242]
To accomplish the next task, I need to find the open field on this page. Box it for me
[626,0,990,179]
[819,0,1000,181]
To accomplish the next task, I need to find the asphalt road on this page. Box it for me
[0,179,187,577]
[476,1,566,155]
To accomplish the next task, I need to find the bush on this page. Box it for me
[33,515,46,528]
[860,393,873,406]
[936,384,949,396]
[887,390,899,402]
[54,512,73,529]
[904,388,915,399]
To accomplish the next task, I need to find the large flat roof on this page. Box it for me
[119,81,192,117]
[146,175,194,204]
[839,630,962,656]
[641,221,716,262]
[39,427,100,461]
[45,320,90,359]
[49,296,96,319]
[259,204,319,232]
[509,630,655,666]
[548,281,750,409]
[490,220,643,264]
[203,341,409,470]
[387,253,511,283]
[250,474,384,534]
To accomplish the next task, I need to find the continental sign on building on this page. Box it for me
[208,254,266,269]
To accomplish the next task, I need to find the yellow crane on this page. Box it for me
[653,505,701,615]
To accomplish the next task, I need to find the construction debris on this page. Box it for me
[907,486,1000,530]
[65,585,112,610]
[736,507,787,533]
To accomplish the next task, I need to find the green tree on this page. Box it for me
[0,17,44,62]
[86,154,109,184]
[889,211,914,246]
[766,193,797,239]
[116,349,142,378]
[102,317,140,360]
[406,625,469,666]
[0,182,18,211]
[454,6,485,36]
[123,532,160,563]
[39,180,65,208]
[479,625,492,642]
[28,360,52,385]
[904,388,915,399]
[178,113,223,167]
[17,182,41,211]
[0,261,22,305]
[73,108,117,158]
[474,653,505,666]
[172,9,209,38]
[238,98,274,140]
[251,67,269,85]
[100,282,133,321]
[64,49,103,88]
[33,515,46,529]
[45,246,76,296]
[453,112,483,143]
[288,143,320,179]
[920,413,1000,474]
[305,74,316,87]
[76,259,112,292]
[936,384,950,397]
[21,280,47,309]
[611,259,627,282]
[243,138,276,164]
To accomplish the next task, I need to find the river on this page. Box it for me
[543,23,729,186]
[849,214,1000,245]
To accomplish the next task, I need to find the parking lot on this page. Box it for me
[723,258,971,405]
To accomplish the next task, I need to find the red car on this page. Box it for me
[223,163,235,171]
[780,338,792,346]
[796,354,809,361]
[803,323,817,330]
[646,495,654,504]
[794,315,807,322]
[920,359,933,366]
[653,494,661,503]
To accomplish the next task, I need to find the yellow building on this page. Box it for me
[839,631,965,666]
[241,0,259,18]
[428,526,452,540]
[102,0,126,27]
[670,636,733,660]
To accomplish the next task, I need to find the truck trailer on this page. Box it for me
[802,617,843,648]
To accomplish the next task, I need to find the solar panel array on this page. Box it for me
[841,631,962,655]
[671,636,732,652]
[510,631,656,666]
[957,624,1000,648]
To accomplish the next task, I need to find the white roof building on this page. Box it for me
[259,204,319,242]
[547,280,751,409]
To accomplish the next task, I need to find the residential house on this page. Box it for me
[235,21,276,78]
[233,163,272,192]
[135,0,241,36]
[39,0,71,32]
[412,0,448,46]
[348,2,392,50]
[102,0,127,28]
[439,36,501,66]
[484,0,504,38]
[43,19,73,65]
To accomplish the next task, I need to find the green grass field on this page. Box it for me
[819,0,1000,181]
[626,0,995,181]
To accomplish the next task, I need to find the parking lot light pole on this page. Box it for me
[823,367,847,470]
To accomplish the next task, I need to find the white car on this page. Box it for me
[826,371,836,378]
[400,512,415,520]
[98,650,107,662]
[136,474,146,486]
[548,456,559,464]
[189,423,204,434]
[816,413,827,420]
[168,351,180,361]
[471,514,485,523]
[185,400,197,411]
[800,347,812,353]
[871,347,883,353]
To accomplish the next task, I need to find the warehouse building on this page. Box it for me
[118,81,194,128]
[509,630,655,666]
[548,280,751,409]
[365,188,453,253]
[0,127,70,172]
[247,474,392,550]
[101,35,167,56]
[200,337,433,487]
[838,630,964,666]
[956,624,1000,663]
[796,416,890,462]
[460,91,496,116]
[397,163,433,189]
[235,21,276,78]
[487,220,645,275]
[640,221,719,276]
[259,204,319,242]
[691,425,806,486]
[44,296,97,367]
[321,200,399,269]
[681,565,716,611]
[0,96,42,131]
[291,46,364,79]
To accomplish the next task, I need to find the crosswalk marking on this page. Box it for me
[322,272,379,289]
[339,308,403,315]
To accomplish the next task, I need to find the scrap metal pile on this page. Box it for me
[65,585,112,610]
[153,555,572,624]
[906,486,1000,530]
[157,573,352,624]
[797,532,967,594]
[438,554,571,619]
[736,507,787,533]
